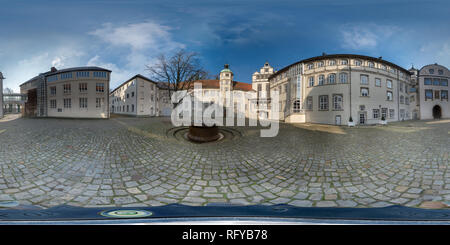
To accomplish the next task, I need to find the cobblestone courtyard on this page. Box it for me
[0,115,449,209]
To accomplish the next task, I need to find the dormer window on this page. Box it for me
[429,69,434,74]
[438,69,443,75]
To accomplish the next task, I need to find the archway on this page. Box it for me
[432,105,442,119]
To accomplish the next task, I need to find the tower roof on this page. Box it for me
[220,64,232,73]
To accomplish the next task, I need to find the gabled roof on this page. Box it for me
[110,74,157,94]
[170,79,253,92]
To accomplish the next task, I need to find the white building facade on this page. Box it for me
[267,54,414,125]
[110,65,255,119]
[109,74,171,117]
[415,64,449,119]
[20,67,111,118]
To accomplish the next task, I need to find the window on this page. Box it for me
[64,98,71,108]
[309,77,314,87]
[96,98,102,108]
[96,83,105,92]
[131,92,135,97]
[360,75,369,85]
[79,83,87,92]
[441,79,448,86]
[131,104,135,112]
[375,78,381,87]
[373,109,380,119]
[61,72,72,79]
[93,71,107,78]
[433,79,440,86]
[438,69,444,75]
[341,59,348,65]
[329,60,336,66]
[360,87,369,97]
[127,105,129,112]
[127,94,129,99]
[50,100,57,109]
[307,63,314,69]
[381,108,387,119]
[359,105,365,111]
[400,95,404,104]
[425,89,433,100]
[368,62,374,68]
[306,96,313,110]
[76,71,89,77]
[387,80,392,88]
[332,94,343,110]
[328,74,336,84]
[354,60,362,66]
[400,83,403,92]
[47,75,58,82]
[424,78,432,85]
[79,98,88,108]
[381,64,387,70]
[387,91,393,101]
[441,90,448,100]
[50,86,56,95]
[63,84,71,94]
[318,75,324,85]
[429,69,434,74]
[317,61,324,67]
[405,85,408,93]
[389,109,395,118]
[339,73,348,83]
[319,95,328,110]
[434,90,440,99]
[151,95,154,101]
[293,100,301,112]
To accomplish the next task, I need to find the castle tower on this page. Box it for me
[219,64,233,106]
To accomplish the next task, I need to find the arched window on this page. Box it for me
[293,100,301,112]
[328,73,336,84]
[318,75,324,85]
[339,73,348,83]
[309,76,314,87]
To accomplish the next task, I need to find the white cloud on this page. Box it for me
[2,45,86,92]
[89,21,184,51]
[88,21,185,87]
[340,23,399,50]
[417,41,450,68]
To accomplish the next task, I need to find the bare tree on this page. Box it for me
[3,87,14,94]
[146,49,209,107]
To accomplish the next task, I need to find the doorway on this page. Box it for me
[432,105,442,119]
[335,115,341,125]
[359,113,366,125]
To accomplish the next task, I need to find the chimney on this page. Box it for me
[50,67,57,72]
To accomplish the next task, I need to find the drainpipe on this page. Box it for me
[397,70,400,121]
[349,64,352,122]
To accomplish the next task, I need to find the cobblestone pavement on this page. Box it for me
[0,116,449,209]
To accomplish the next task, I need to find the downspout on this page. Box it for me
[397,70,400,121]
[349,64,352,121]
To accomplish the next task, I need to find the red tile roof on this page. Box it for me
[188,80,253,91]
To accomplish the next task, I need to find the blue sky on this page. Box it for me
[0,0,449,91]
